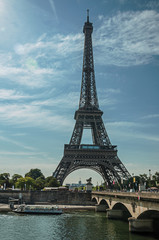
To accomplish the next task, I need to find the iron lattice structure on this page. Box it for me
[53,11,131,186]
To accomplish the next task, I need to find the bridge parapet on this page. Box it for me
[92,191,159,202]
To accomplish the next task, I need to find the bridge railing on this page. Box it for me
[92,191,159,201]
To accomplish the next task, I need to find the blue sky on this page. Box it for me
[0,0,159,185]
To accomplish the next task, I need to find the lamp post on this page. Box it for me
[132,173,134,190]
[149,169,151,180]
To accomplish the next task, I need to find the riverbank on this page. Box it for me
[0,204,10,212]
[0,189,92,205]
[0,203,95,213]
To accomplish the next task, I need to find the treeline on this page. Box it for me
[0,169,159,191]
[101,172,159,191]
[0,168,60,190]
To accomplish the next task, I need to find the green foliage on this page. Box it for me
[16,177,35,190]
[25,168,45,180]
[153,172,159,181]
[0,173,11,187]
[16,177,26,190]
[0,173,10,181]
[45,176,60,187]
[139,174,148,183]
[0,169,158,191]
[11,174,23,185]
[35,177,45,190]
[25,177,35,189]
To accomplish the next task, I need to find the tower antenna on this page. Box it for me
[87,9,89,22]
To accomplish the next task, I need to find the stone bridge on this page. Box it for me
[92,191,159,234]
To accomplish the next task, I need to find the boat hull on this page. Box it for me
[14,210,63,215]
[13,205,63,215]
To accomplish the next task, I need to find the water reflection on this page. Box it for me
[0,212,157,240]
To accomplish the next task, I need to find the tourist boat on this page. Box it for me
[13,204,63,214]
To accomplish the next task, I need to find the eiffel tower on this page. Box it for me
[53,10,131,187]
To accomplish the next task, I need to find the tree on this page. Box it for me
[16,177,35,190]
[10,174,23,186]
[35,177,45,190]
[16,177,26,190]
[0,173,10,188]
[25,177,35,190]
[153,172,159,182]
[0,173,10,181]
[45,176,60,187]
[25,168,45,180]
[139,174,148,183]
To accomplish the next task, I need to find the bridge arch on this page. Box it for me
[92,197,98,205]
[99,199,109,208]
[137,210,159,220]
[112,202,132,220]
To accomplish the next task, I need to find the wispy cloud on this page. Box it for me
[0,103,73,131]
[0,9,158,91]
[0,33,83,88]
[0,135,36,151]
[32,91,79,109]
[107,122,159,143]
[106,121,151,129]
[14,33,83,57]
[95,10,159,66]
[141,114,159,119]
[0,88,79,131]
[48,0,59,23]
[0,150,40,156]
[98,88,121,106]
[0,62,60,88]
[0,89,32,100]
[98,88,121,94]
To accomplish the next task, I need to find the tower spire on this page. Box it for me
[80,9,99,110]
[87,9,89,22]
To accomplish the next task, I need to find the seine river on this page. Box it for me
[0,211,157,240]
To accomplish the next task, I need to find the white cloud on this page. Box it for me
[0,33,83,88]
[95,10,159,66]
[99,97,117,106]
[0,9,158,91]
[0,89,79,132]
[141,114,159,119]
[14,33,83,57]
[0,89,32,100]
[0,63,62,88]
[32,91,79,108]
[0,103,73,131]
[98,88,121,106]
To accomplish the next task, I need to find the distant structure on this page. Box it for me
[86,177,92,184]
[65,180,86,191]
[86,177,93,192]
[53,10,131,187]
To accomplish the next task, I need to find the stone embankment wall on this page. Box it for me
[0,190,92,205]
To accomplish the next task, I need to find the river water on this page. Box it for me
[0,211,157,240]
